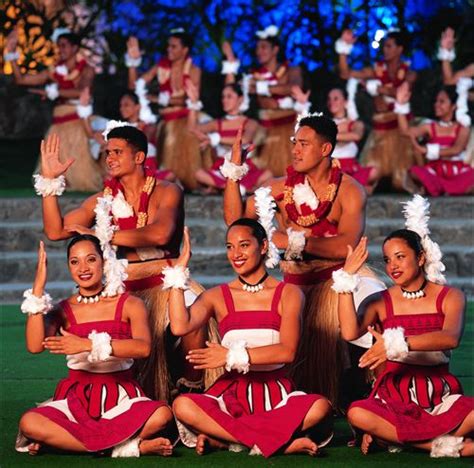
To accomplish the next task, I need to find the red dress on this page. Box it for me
[349,287,473,442]
[176,283,324,457]
[410,122,474,196]
[16,293,165,452]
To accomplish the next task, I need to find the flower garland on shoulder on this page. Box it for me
[283,159,342,232]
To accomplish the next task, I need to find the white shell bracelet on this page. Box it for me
[366,79,381,97]
[284,227,306,261]
[221,60,240,75]
[111,436,141,458]
[394,101,410,115]
[45,83,59,101]
[124,53,142,68]
[426,143,440,161]
[383,327,409,361]
[430,435,463,458]
[33,174,66,197]
[208,132,221,148]
[256,80,271,96]
[437,47,455,62]
[77,104,93,119]
[186,99,203,111]
[331,268,360,293]
[335,39,353,55]
[220,158,249,181]
[162,265,190,290]
[87,330,112,362]
[294,100,311,115]
[225,340,250,374]
[21,289,53,315]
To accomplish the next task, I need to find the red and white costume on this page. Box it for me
[176,282,325,457]
[16,293,166,453]
[410,122,474,196]
[350,288,473,442]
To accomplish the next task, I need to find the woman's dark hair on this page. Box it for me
[57,32,81,47]
[383,229,424,257]
[385,30,409,51]
[256,35,280,49]
[169,30,193,49]
[228,218,267,246]
[329,86,348,100]
[437,85,458,106]
[120,90,140,105]
[223,83,243,97]
[67,234,103,259]
[107,125,148,156]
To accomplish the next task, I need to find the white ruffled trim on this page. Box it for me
[293,180,319,210]
[161,265,190,290]
[256,80,271,96]
[186,99,203,111]
[111,190,134,219]
[219,158,249,181]
[284,227,306,261]
[111,436,141,457]
[124,53,142,68]
[394,101,410,115]
[331,269,360,293]
[437,47,455,62]
[426,143,440,161]
[87,330,112,362]
[33,174,66,197]
[456,77,473,127]
[278,96,294,110]
[225,340,250,374]
[383,327,409,361]
[135,78,157,124]
[4,51,20,62]
[158,91,171,107]
[208,132,221,148]
[21,289,53,315]
[221,60,240,75]
[102,120,132,140]
[45,83,59,101]
[335,38,353,55]
[294,100,311,115]
[366,79,381,97]
[76,104,93,119]
[256,25,279,39]
[430,435,463,458]
[346,78,359,120]
[254,187,280,269]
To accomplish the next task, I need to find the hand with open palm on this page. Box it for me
[40,134,75,179]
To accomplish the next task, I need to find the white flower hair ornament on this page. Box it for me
[294,111,324,134]
[401,195,446,284]
[256,25,279,39]
[51,27,71,43]
[102,120,133,140]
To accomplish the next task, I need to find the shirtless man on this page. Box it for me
[222,114,384,407]
[35,126,206,401]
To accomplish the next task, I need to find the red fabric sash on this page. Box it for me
[52,112,80,124]
[283,262,344,285]
[124,273,164,291]
[260,114,296,128]
[162,108,189,122]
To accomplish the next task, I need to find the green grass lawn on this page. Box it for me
[1,304,472,467]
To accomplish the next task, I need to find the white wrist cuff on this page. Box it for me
[158,91,171,107]
[437,47,455,62]
[21,289,53,315]
[162,265,190,290]
[219,158,249,181]
[186,99,203,111]
[76,104,93,119]
[383,327,409,361]
[284,228,306,260]
[331,269,360,294]
[366,79,381,97]
[112,436,141,457]
[430,435,464,458]
[33,174,66,197]
[87,331,112,362]
[139,105,157,124]
[4,51,20,62]
[278,96,294,110]
[222,60,240,75]
[394,101,410,115]
[256,80,271,96]
[45,83,59,101]
[208,132,221,148]
[294,100,311,114]
[426,143,440,161]
[225,340,250,374]
[124,53,142,68]
[335,39,353,55]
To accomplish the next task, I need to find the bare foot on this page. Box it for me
[461,438,474,457]
[284,437,318,456]
[139,437,173,456]
[361,433,373,455]
[195,434,228,455]
[28,442,41,456]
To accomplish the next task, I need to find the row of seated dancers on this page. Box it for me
[15,115,473,458]
[5,25,474,195]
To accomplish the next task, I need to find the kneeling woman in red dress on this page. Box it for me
[167,219,332,457]
[16,235,174,458]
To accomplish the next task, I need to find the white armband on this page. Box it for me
[394,101,410,115]
[294,100,311,115]
[284,228,306,260]
[225,340,250,374]
[256,80,271,96]
[430,435,464,458]
[186,99,203,111]
[112,437,141,458]
[21,289,53,315]
[366,79,381,97]
[124,53,142,68]
[437,47,455,62]
[335,39,353,55]
[383,327,409,361]
[158,91,171,107]
[208,132,221,148]
[426,143,440,161]
[4,51,20,62]
[219,158,249,181]
[277,96,294,110]
[87,330,112,362]
[331,268,360,294]
[76,104,93,119]
[33,174,66,197]
[45,83,59,101]
[221,60,240,75]
[162,265,190,290]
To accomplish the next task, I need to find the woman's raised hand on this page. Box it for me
[79,86,91,107]
[230,123,254,165]
[185,80,199,103]
[291,85,310,104]
[32,241,47,296]
[396,82,411,104]
[341,29,356,44]
[343,236,368,275]
[440,27,455,51]
[221,41,236,62]
[176,226,192,268]
[40,134,75,178]
[127,36,141,59]
[6,29,18,53]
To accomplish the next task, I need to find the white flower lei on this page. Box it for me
[293,178,319,211]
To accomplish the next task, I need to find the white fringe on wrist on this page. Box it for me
[437,47,455,62]
[45,83,59,101]
[87,330,112,362]
[124,53,142,68]
[111,436,141,457]
[256,80,271,96]
[335,39,353,55]
[430,435,463,458]
[225,340,250,374]
[186,99,203,111]
[294,100,311,115]
[162,265,190,290]
[394,101,410,115]
[278,96,294,110]
[208,132,221,148]
[331,269,360,294]
[77,104,93,119]
[284,228,306,261]
[21,289,53,315]
[366,79,381,97]
[426,143,440,161]
[33,174,66,197]
[383,327,409,361]
[219,158,249,181]
[221,60,240,75]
